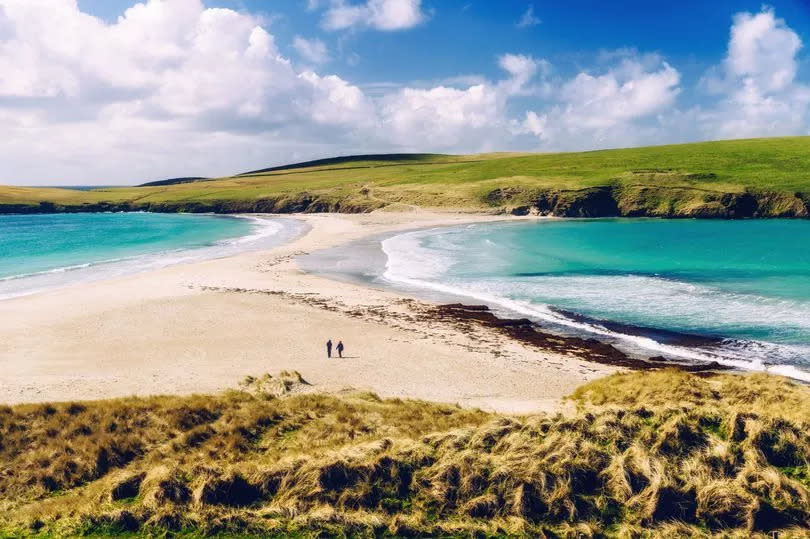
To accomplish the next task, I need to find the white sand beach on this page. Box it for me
[0,211,617,413]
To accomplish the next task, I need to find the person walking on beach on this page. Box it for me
[336,340,344,358]
[326,339,333,358]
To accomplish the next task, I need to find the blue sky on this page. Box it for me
[3,0,810,184]
[75,1,810,91]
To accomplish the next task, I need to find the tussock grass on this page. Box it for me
[2,370,810,537]
[570,369,810,423]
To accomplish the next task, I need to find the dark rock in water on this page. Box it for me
[679,361,733,372]
[440,303,490,311]
[434,303,736,373]
[496,318,534,327]
[648,355,733,372]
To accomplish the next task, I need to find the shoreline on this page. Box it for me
[1,210,621,414]
[0,213,308,301]
[305,218,810,380]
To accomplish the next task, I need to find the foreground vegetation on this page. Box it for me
[2,137,810,217]
[2,370,810,537]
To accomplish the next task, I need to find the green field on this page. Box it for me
[3,137,810,217]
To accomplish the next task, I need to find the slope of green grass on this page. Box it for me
[2,137,810,216]
[2,370,810,537]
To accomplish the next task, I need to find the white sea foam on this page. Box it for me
[227,216,285,244]
[380,227,810,381]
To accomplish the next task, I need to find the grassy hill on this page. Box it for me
[2,370,809,537]
[2,137,810,217]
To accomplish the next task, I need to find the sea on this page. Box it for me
[302,218,810,381]
[0,212,306,299]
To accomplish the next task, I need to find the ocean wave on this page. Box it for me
[380,227,810,381]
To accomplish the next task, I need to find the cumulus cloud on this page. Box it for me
[298,70,375,127]
[697,8,810,139]
[512,54,681,149]
[0,0,542,184]
[557,57,680,129]
[380,84,499,147]
[727,9,801,93]
[293,36,330,64]
[378,52,546,149]
[498,53,539,81]
[0,0,296,119]
[322,0,426,31]
[0,0,372,184]
[1,2,809,185]
[513,8,810,150]
[517,111,547,138]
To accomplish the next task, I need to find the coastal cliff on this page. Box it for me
[2,185,808,218]
[3,137,810,218]
[503,185,810,218]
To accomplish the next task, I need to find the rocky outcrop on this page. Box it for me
[532,187,620,217]
[506,185,810,219]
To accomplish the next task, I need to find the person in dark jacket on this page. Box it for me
[326,339,333,358]
[336,340,344,358]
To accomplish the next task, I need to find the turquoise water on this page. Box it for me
[0,213,297,298]
[381,219,810,378]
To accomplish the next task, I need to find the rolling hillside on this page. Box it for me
[2,137,810,217]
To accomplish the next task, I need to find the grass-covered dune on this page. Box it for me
[2,370,810,538]
[2,137,810,217]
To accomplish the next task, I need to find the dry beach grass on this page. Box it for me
[1,370,810,538]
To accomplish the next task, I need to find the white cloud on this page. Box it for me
[558,58,680,129]
[298,70,375,127]
[511,54,683,150]
[377,52,546,149]
[0,0,372,184]
[497,53,549,96]
[380,84,500,147]
[498,53,539,81]
[697,8,810,140]
[2,2,810,186]
[516,4,541,28]
[322,0,426,31]
[293,35,330,64]
[727,9,800,93]
[516,111,547,138]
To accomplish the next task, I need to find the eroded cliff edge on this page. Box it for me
[2,184,809,218]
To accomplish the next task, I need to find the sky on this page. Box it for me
[2,1,810,185]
